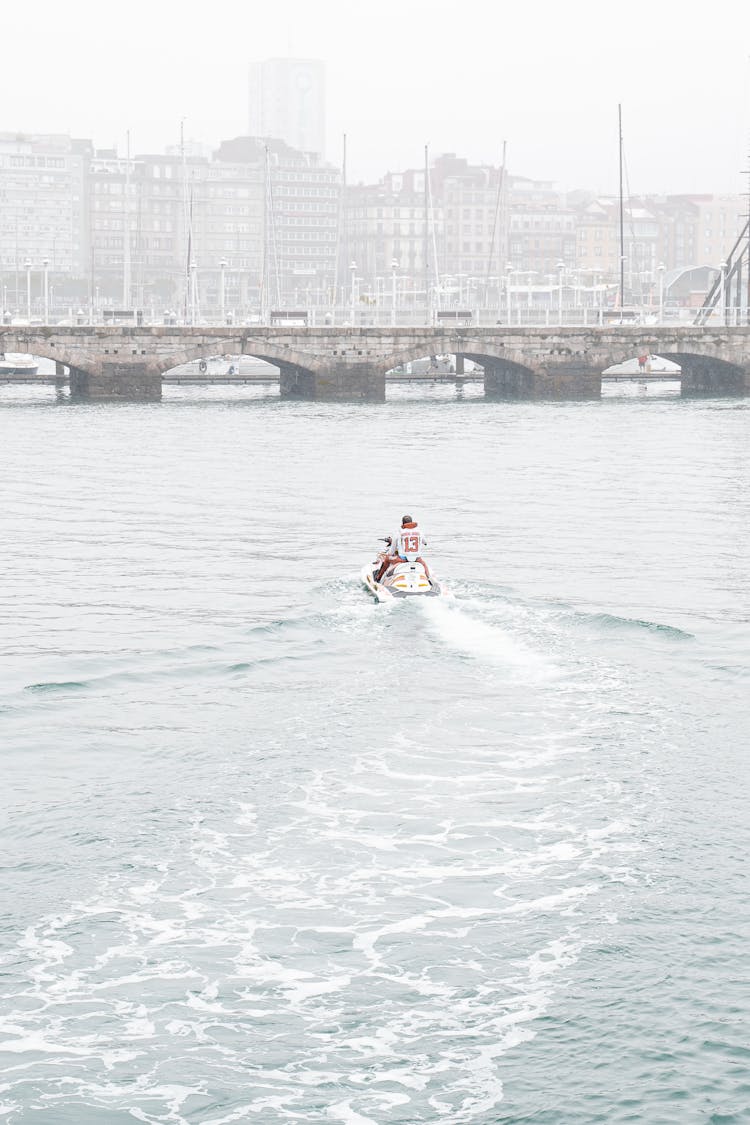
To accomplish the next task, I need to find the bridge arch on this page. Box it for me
[656,351,746,395]
[381,336,540,380]
[602,339,747,394]
[156,337,323,387]
[0,335,95,386]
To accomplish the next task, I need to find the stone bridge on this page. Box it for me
[2,325,750,401]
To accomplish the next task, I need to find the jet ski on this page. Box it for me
[362,545,442,601]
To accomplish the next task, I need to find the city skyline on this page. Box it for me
[1,126,746,324]
[1,0,749,196]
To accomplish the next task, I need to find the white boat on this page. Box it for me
[0,353,39,375]
[362,545,442,601]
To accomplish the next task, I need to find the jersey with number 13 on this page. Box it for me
[393,526,426,561]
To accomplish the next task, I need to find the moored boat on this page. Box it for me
[0,353,39,375]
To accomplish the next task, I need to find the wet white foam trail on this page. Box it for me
[0,620,649,1123]
[418,595,554,674]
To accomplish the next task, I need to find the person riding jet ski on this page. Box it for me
[375,514,430,582]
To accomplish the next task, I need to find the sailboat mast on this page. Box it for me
[261,143,269,324]
[332,132,346,317]
[180,119,189,323]
[424,143,430,322]
[500,138,507,276]
[746,122,750,325]
[618,104,625,315]
[487,140,507,307]
[123,129,131,310]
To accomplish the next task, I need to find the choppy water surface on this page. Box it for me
[1,383,749,1124]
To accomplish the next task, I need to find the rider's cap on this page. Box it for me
[402,514,413,525]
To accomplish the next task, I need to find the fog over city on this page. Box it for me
[2,0,749,192]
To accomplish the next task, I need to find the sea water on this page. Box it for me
[1,382,748,1123]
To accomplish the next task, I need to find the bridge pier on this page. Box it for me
[483,361,601,400]
[279,362,385,402]
[70,364,162,402]
[678,357,746,396]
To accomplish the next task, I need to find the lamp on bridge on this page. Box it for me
[556,260,565,327]
[391,258,399,324]
[43,257,50,325]
[349,260,358,324]
[505,264,513,324]
[24,259,32,322]
[219,257,228,325]
[657,262,666,324]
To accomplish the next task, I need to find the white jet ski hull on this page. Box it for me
[362,561,442,601]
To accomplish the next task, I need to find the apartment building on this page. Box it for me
[508,175,577,279]
[89,137,339,313]
[346,154,581,303]
[0,132,90,308]
[346,168,441,305]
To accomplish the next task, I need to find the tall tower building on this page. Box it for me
[249,58,325,157]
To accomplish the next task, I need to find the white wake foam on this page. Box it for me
[420,598,552,673]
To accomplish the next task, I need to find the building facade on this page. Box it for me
[345,155,576,307]
[249,58,326,157]
[346,169,441,308]
[0,132,90,311]
[85,137,339,316]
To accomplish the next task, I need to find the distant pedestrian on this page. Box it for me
[638,353,648,373]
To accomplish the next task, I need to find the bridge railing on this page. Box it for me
[4,305,746,332]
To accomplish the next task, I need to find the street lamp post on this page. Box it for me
[391,258,399,324]
[349,260,357,324]
[505,265,513,323]
[556,260,565,326]
[219,257,227,324]
[657,262,665,324]
[595,273,603,325]
[42,257,49,324]
[24,259,32,321]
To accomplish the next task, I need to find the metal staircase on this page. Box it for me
[694,219,750,325]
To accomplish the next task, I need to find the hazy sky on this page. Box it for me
[3,0,749,195]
